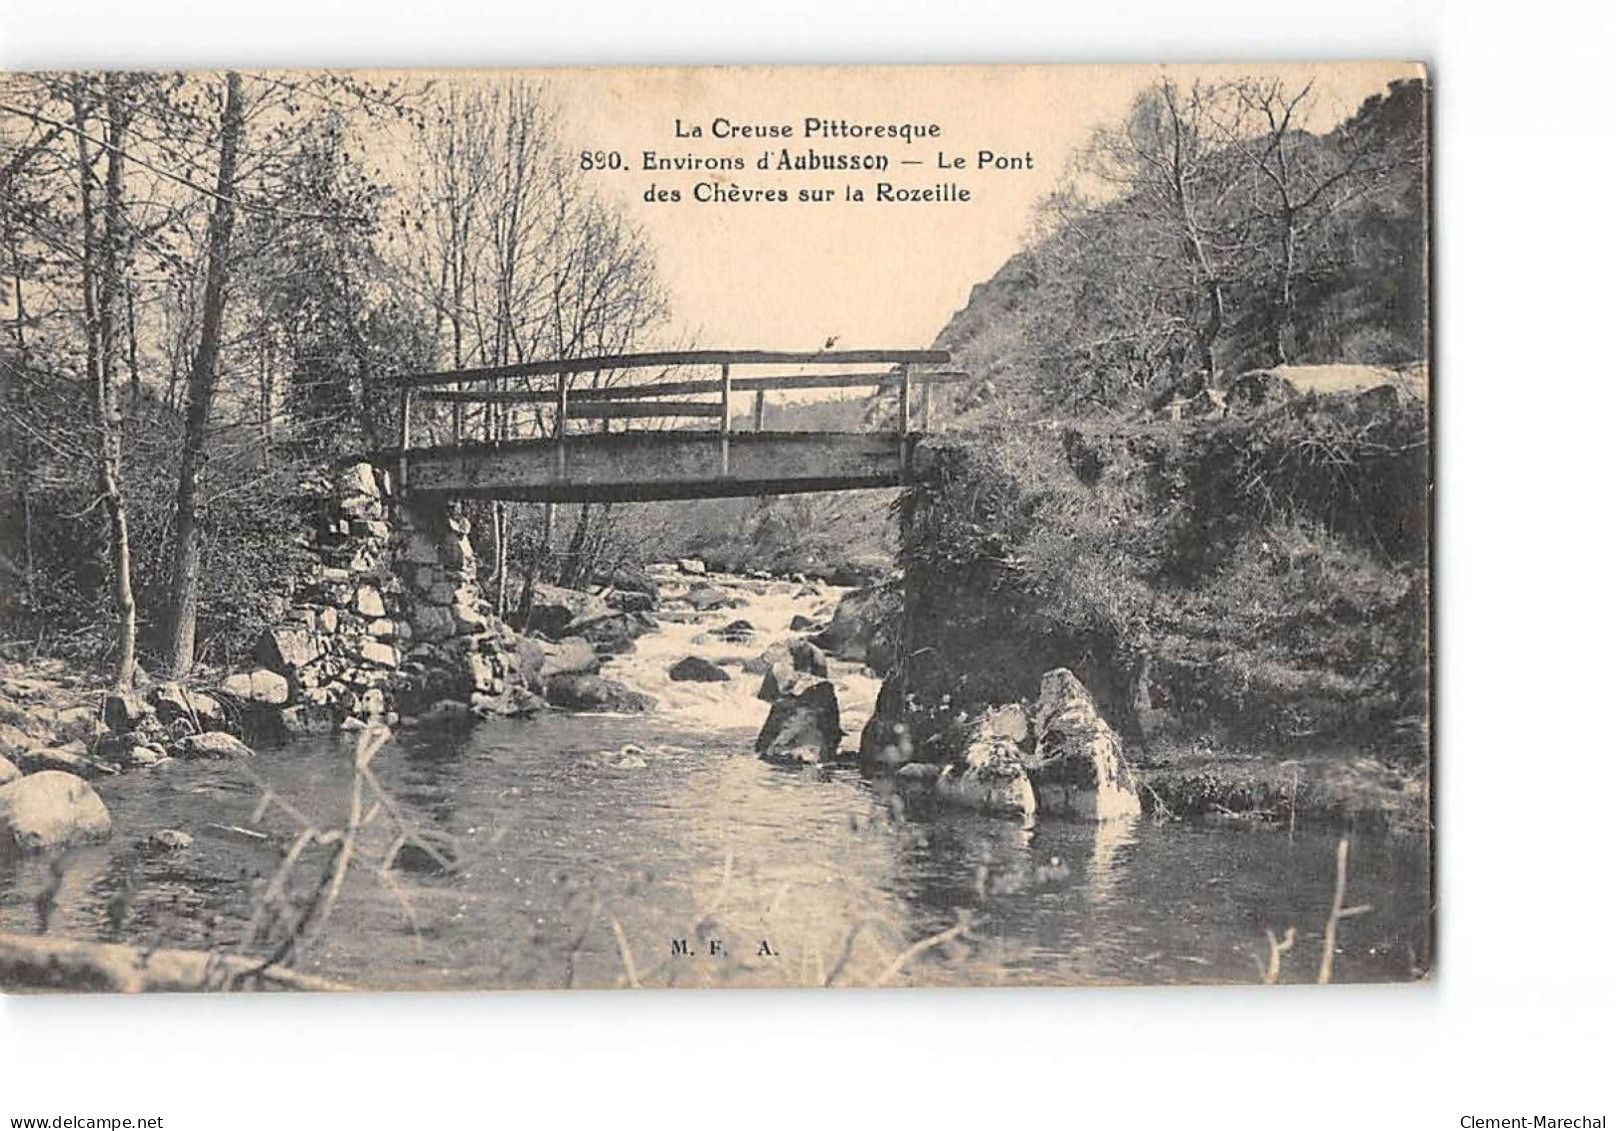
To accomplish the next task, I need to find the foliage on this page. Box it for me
[897,389,1429,754]
[934,77,1428,423]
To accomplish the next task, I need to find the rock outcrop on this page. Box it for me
[755,678,842,764]
[1025,668,1141,821]
[0,771,113,854]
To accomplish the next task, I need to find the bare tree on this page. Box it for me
[163,69,245,677]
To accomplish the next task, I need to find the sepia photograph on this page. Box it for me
[0,62,1432,994]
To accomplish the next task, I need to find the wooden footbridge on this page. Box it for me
[381,349,966,502]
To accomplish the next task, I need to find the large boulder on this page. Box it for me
[102,690,151,733]
[575,612,655,655]
[934,759,1037,820]
[669,656,730,683]
[755,678,842,765]
[253,625,321,674]
[811,584,901,671]
[932,707,1038,820]
[1024,668,1141,821]
[16,742,113,779]
[146,682,228,732]
[219,668,291,706]
[172,731,255,761]
[524,636,600,681]
[744,638,829,677]
[684,584,741,612]
[523,584,611,639]
[607,567,660,599]
[0,771,113,855]
[606,589,655,614]
[543,674,657,713]
[858,716,913,772]
[757,662,816,703]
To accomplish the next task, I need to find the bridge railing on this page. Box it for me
[384,348,964,488]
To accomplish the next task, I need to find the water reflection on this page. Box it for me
[0,722,1427,989]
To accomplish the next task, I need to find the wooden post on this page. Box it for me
[920,377,932,432]
[556,373,568,478]
[898,363,912,435]
[720,362,732,476]
[398,387,412,491]
[752,388,765,432]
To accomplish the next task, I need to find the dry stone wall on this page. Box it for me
[232,462,534,737]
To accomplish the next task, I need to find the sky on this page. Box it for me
[529,62,1421,355]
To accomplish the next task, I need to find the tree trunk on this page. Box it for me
[98,79,137,689]
[163,70,245,677]
[1275,207,1297,364]
[73,79,137,689]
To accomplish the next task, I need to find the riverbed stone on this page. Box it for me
[669,656,731,683]
[145,829,193,852]
[677,557,707,575]
[0,753,19,786]
[684,584,740,612]
[1026,668,1141,821]
[0,771,113,855]
[755,678,842,765]
[173,731,255,760]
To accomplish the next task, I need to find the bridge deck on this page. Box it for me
[389,430,931,503]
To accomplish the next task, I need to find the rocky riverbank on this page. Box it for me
[3,537,1427,862]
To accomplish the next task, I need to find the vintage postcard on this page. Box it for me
[0,63,1430,992]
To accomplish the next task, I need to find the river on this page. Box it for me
[0,569,1430,990]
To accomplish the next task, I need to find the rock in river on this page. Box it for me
[669,656,731,683]
[755,678,842,765]
[1025,668,1141,821]
[0,771,113,855]
[543,674,657,713]
[172,731,256,761]
[932,707,1037,820]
